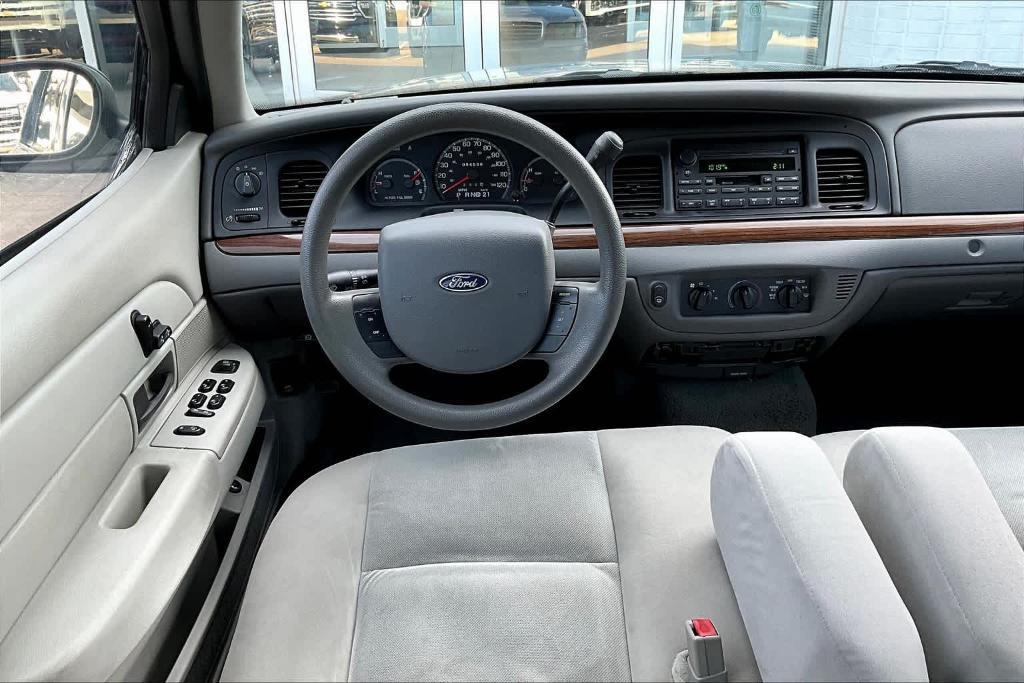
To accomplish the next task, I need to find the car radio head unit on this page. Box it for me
[673,140,803,213]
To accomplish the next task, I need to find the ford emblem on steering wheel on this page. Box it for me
[438,272,489,292]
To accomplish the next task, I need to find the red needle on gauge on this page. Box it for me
[442,174,470,194]
[410,169,422,182]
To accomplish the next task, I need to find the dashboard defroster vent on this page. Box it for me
[834,273,861,300]
[278,160,329,217]
[612,156,663,215]
[815,149,868,206]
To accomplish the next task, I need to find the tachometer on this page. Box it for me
[518,157,566,203]
[369,158,426,204]
[435,137,511,202]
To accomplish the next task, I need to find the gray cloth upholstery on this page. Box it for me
[844,427,1024,681]
[222,427,766,682]
[711,433,928,682]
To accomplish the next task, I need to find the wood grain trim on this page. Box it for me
[215,213,1024,255]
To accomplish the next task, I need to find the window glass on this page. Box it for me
[309,0,466,92]
[241,0,1024,110]
[680,0,830,65]
[242,0,286,110]
[0,0,140,252]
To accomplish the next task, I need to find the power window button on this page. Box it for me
[173,425,205,436]
[198,379,216,393]
[207,394,226,410]
[188,393,207,409]
[216,379,235,393]
[211,359,240,374]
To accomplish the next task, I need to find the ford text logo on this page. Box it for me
[438,272,489,292]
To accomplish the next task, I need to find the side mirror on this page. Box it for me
[0,60,123,161]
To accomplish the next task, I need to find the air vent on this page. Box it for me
[612,156,663,215]
[278,160,329,217]
[834,273,861,300]
[816,149,868,206]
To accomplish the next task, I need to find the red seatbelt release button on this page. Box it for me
[674,618,727,682]
[691,618,718,638]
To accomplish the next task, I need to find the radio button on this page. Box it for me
[679,187,703,195]
[775,175,799,182]
[748,186,772,193]
[677,200,703,209]
[677,178,701,185]
[722,198,746,208]
[761,175,774,184]
[704,177,715,185]
[705,198,720,208]
[776,184,800,192]
[722,187,745,194]
[749,197,772,207]
[776,196,801,206]
[704,187,718,194]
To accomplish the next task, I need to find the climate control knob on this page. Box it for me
[688,286,713,311]
[777,284,804,309]
[729,283,760,310]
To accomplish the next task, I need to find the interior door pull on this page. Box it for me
[131,310,171,357]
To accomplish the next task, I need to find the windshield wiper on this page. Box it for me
[834,60,1024,77]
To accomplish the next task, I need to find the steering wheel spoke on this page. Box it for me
[527,281,602,367]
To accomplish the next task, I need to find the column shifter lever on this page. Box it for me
[547,130,624,226]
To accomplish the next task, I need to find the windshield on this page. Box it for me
[243,0,1024,110]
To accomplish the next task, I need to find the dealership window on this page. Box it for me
[498,0,649,70]
[309,0,466,92]
[678,0,831,65]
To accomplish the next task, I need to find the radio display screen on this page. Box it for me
[700,157,796,173]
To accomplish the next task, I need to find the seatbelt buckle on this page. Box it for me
[672,618,728,683]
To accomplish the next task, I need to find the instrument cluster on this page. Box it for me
[365,133,568,207]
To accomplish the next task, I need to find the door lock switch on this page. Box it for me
[185,407,215,418]
[173,425,205,436]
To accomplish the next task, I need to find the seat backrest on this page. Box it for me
[845,427,1024,681]
[711,432,928,682]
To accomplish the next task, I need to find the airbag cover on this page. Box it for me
[378,211,554,373]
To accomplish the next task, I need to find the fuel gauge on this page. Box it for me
[369,159,427,204]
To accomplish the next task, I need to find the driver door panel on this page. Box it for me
[0,134,264,680]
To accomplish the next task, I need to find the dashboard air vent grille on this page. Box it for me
[816,149,868,206]
[834,273,861,300]
[278,160,329,217]
[612,156,663,214]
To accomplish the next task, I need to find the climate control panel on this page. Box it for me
[677,275,811,316]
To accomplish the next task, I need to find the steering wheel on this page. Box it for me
[300,103,626,431]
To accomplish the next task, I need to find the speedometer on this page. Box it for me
[434,137,511,202]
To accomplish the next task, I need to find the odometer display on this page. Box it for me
[435,137,511,202]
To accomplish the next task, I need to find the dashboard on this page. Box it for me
[214,111,890,234]
[202,78,1024,375]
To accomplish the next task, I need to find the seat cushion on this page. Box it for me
[222,427,761,682]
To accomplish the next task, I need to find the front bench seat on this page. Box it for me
[222,427,762,682]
